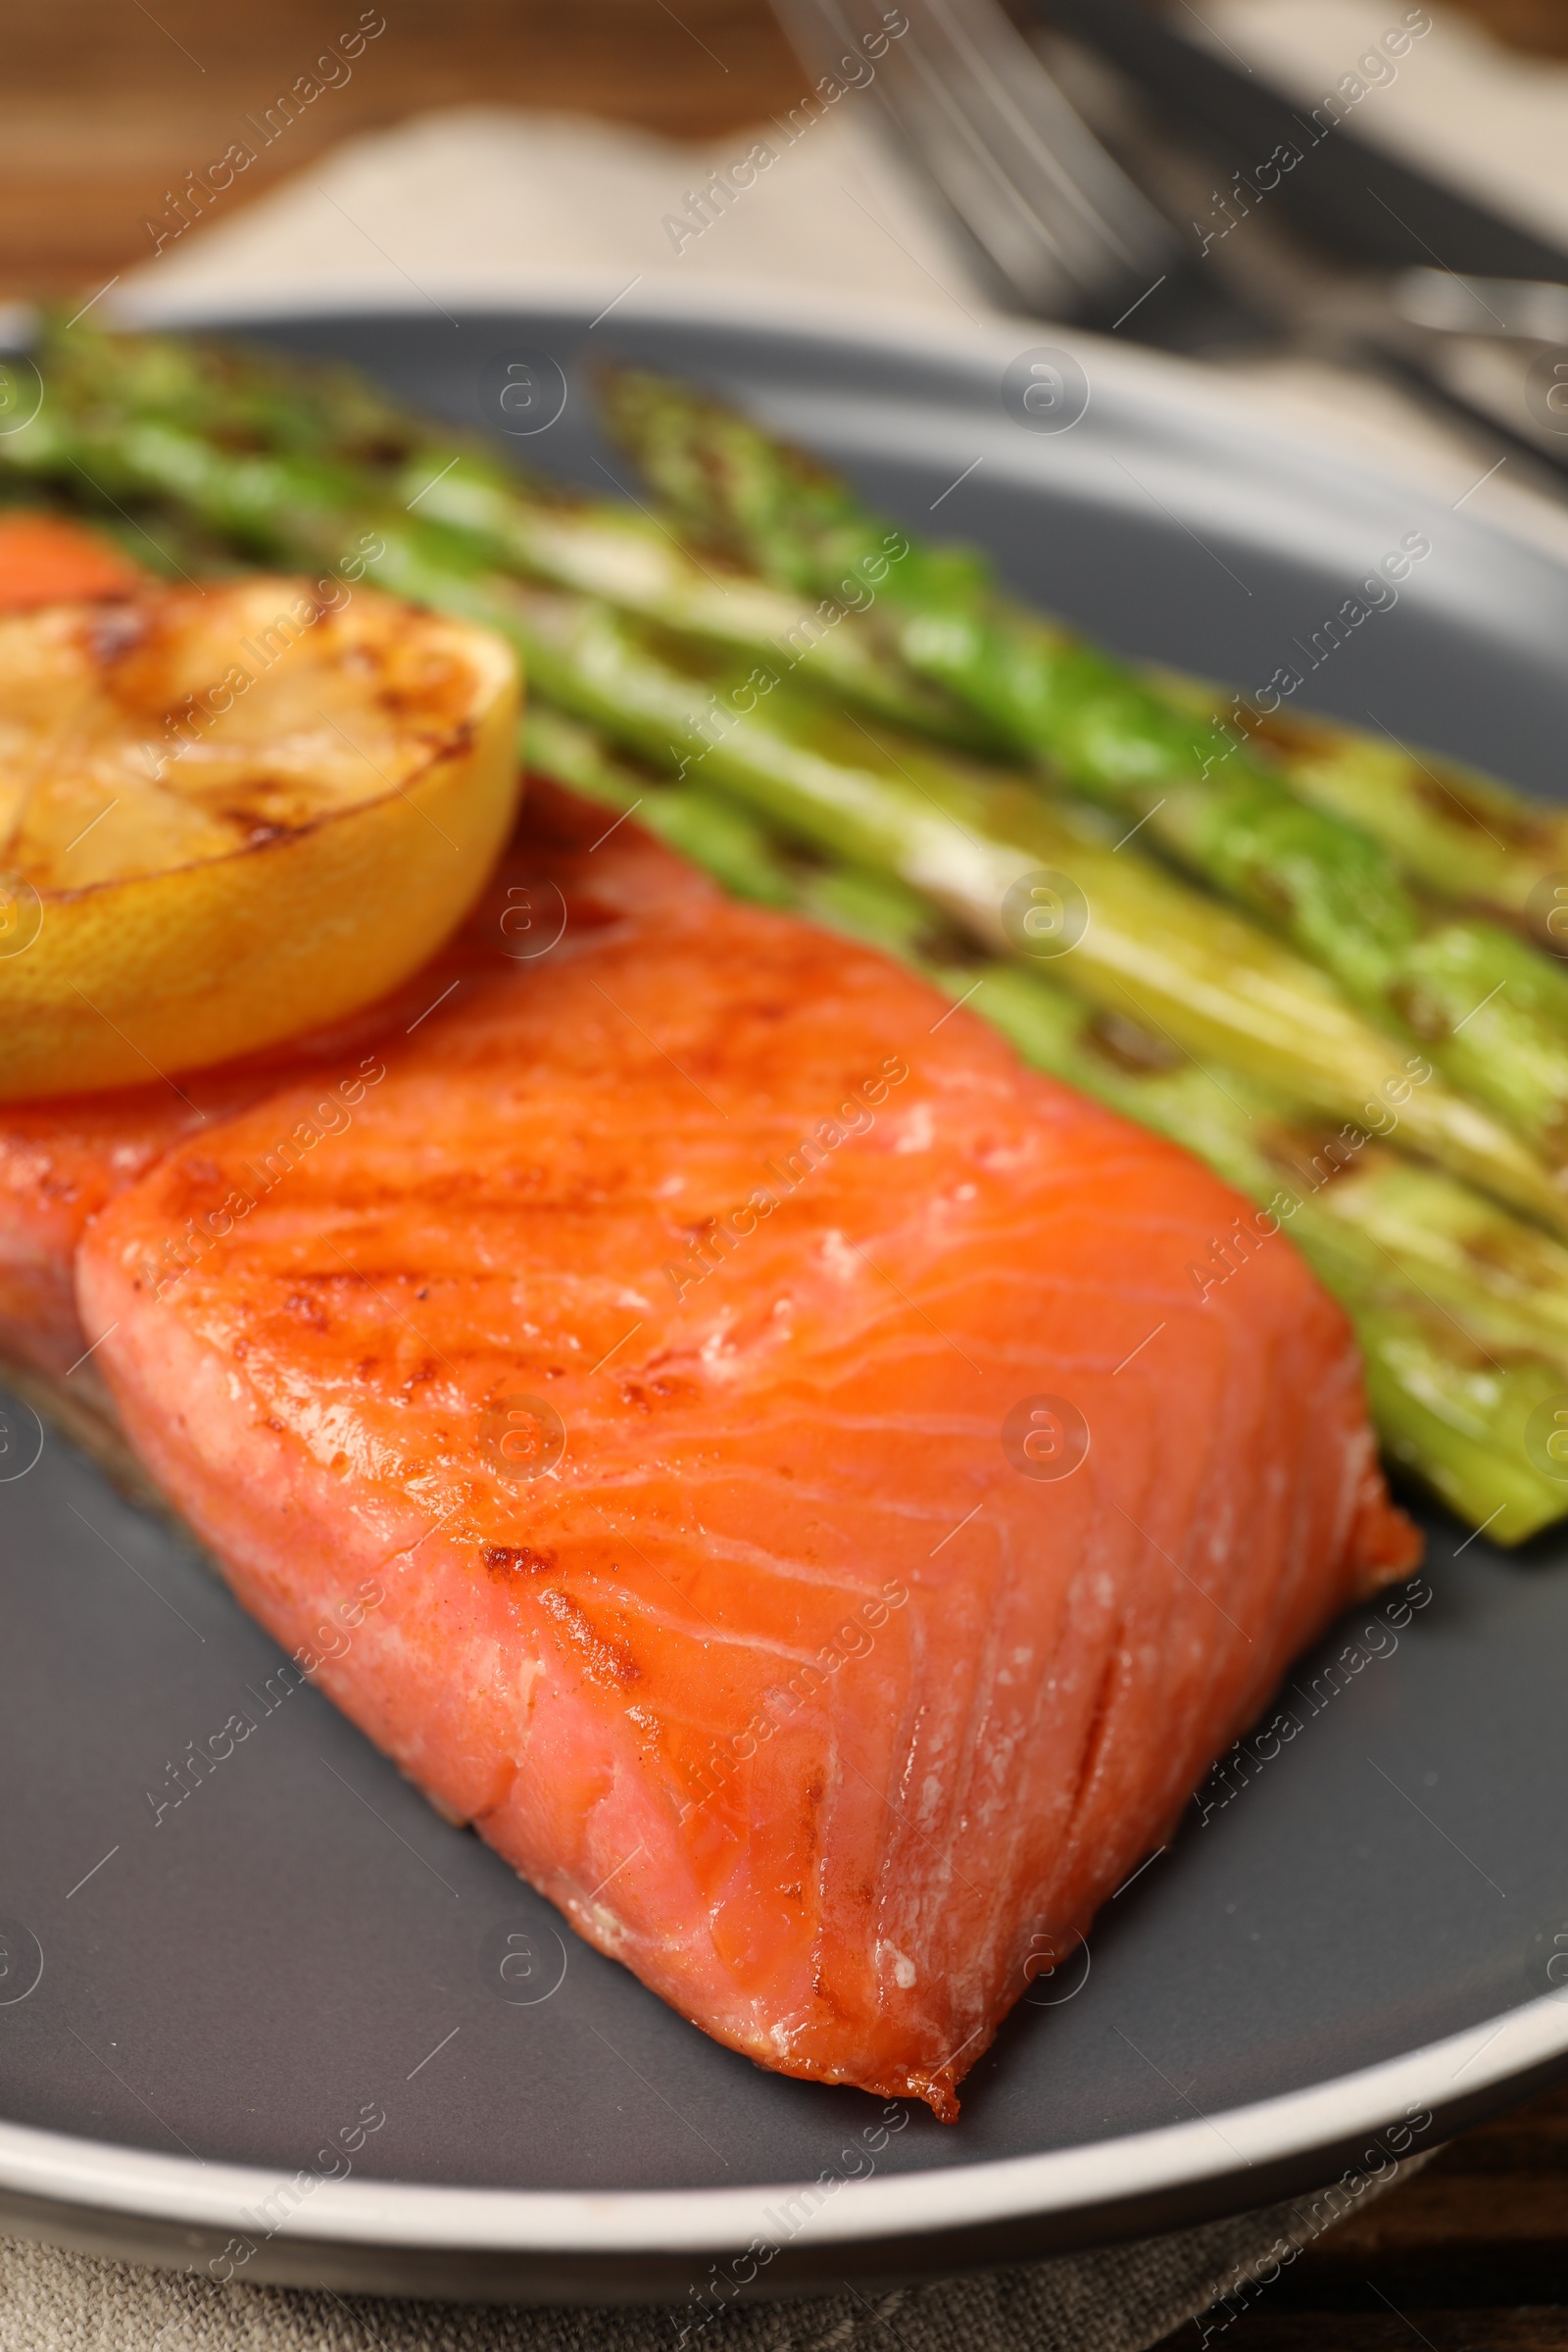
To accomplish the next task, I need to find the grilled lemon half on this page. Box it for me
[0,576,521,1100]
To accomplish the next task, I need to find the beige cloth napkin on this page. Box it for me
[30,12,1557,2335]
[0,2155,1426,2350]
[122,102,981,322]
[1200,0,1568,250]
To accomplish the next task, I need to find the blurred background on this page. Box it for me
[1,0,1564,304]
[9,0,1568,514]
[3,1,1563,291]
[2,1,805,297]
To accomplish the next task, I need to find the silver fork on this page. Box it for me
[769,0,1568,479]
[767,0,1175,321]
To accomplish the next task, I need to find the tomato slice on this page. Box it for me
[0,512,144,610]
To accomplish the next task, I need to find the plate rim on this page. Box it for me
[0,1988,1565,2255]
[88,272,1568,579]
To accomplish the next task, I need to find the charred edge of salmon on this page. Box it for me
[550,1881,970,2121]
[1348,1442,1425,1596]
[771,2054,963,2125]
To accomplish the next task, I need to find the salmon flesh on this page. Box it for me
[53,791,1417,2116]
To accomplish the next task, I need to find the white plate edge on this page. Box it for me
[0,1988,1563,2255]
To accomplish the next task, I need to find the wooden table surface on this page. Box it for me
[1150,2083,1568,2350]
[0,0,804,300]
[6,0,1568,2340]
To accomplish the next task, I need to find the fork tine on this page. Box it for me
[769,0,1173,314]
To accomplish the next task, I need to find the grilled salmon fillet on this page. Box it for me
[72,791,1417,2117]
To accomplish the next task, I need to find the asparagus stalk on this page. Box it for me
[529,696,1568,1543]
[183,319,1568,981]
[11,349,1568,1234]
[50,318,1568,968]
[0,470,245,583]
[1149,666,1568,947]
[408,454,993,749]
[599,367,1568,1172]
[522,703,799,908]
[38,316,423,470]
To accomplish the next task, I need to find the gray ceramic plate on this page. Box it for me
[4,288,1568,2307]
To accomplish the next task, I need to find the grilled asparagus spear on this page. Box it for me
[49,318,1568,961]
[1149,667,1568,949]
[599,367,1568,1172]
